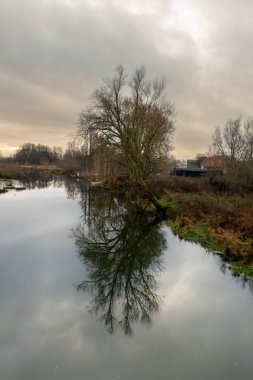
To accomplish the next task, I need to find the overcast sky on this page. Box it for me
[0,0,253,159]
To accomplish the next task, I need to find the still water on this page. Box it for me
[0,176,253,380]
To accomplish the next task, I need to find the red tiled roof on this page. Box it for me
[202,156,227,168]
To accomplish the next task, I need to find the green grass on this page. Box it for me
[229,261,253,278]
[167,219,253,279]
[167,221,225,254]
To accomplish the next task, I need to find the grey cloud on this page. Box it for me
[0,0,253,157]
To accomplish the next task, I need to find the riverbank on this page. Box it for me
[161,177,253,277]
[0,163,65,180]
[2,165,253,278]
[165,193,253,277]
[111,175,253,278]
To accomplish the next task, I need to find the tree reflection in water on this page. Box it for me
[73,191,167,335]
[20,170,53,189]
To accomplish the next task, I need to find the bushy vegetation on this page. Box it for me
[146,174,253,196]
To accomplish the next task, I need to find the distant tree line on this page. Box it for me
[13,143,63,165]
[0,140,88,169]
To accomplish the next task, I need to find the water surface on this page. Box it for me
[0,177,253,380]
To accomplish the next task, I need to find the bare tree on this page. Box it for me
[212,117,253,182]
[78,65,175,212]
[212,118,245,162]
[244,119,253,163]
[243,118,253,182]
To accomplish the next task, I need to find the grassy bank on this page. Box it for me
[165,193,253,275]
[0,163,65,180]
[152,177,253,278]
[111,175,253,278]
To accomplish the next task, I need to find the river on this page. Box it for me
[0,175,253,380]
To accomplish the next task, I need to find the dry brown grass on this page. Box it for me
[0,164,26,179]
[0,163,65,180]
[147,176,253,262]
[147,174,253,196]
[166,191,253,262]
